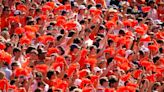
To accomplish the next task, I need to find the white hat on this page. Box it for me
[14,10,21,15]
[94,67,102,73]
[74,79,82,86]
[79,5,86,10]
[140,45,150,53]
[125,50,133,58]
[154,20,163,25]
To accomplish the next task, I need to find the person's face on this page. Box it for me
[65,57,71,65]
[29,9,35,14]
[12,65,19,70]
[73,48,79,53]
[30,53,38,60]
[128,54,133,61]
[111,82,118,88]
[79,9,85,14]
[73,7,78,12]
[150,2,155,8]
[99,29,105,34]
[3,8,10,15]
[15,51,21,57]
[103,81,109,88]
[35,77,42,82]
[90,48,96,54]
[7,46,13,53]
[105,53,110,59]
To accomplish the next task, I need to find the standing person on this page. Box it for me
[147,0,158,20]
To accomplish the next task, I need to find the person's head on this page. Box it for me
[1,31,10,40]
[107,39,114,47]
[152,82,161,91]
[38,81,46,89]
[36,17,43,25]
[99,77,109,88]
[78,5,86,14]
[148,0,155,8]
[96,4,102,9]
[13,47,21,57]
[5,42,12,54]
[98,25,106,34]
[64,55,72,65]
[35,72,43,82]
[38,48,46,60]
[57,46,65,55]
[70,44,80,53]
[2,6,10,16]
[11,62,19,70]
[47,70,56,80]
[108,75,118,88]
[89,45,97,54]
[29,49,38,60]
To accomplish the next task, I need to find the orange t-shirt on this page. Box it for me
[157,8,164,22]
[1,16,8,29]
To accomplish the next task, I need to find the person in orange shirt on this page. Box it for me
[157,2,164,22]
[1,6,11,30]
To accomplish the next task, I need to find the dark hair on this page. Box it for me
[34,88,42,92]
[48,88,53,92]
[108,39,113,46]
[87,4,92,9]
[139,50,144,56]
[61,10,67,16]
[68,31,75,37]
[47,70,55,80]
[3,6,10,12]
[119,29,125,35]
[69,86,77,91]
[26,16,33,22]
[26,46,36,54]
[10,79,16,85]
[27,20,35,25]
[13,47,21,54]
[159,47,163,53]
[36,17,41,24]
[100,77,108,86]
[107,57,114,65]
[153,56,160,63]
[97,33,104,38]
[60,29,65,34]
[35,72,43,78]
[96,4,102,8]
[79,20,85,25]
[38,81,45,87]
[108,76,118,86]
[56,35,63,41]
[85,28,91,33]
[4,42,12,51]
[73,38,81,44]
[93,42,99,48]
[57,46,65,55]
[90,25,95,29]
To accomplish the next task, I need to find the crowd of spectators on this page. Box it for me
[0,0,164,92]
